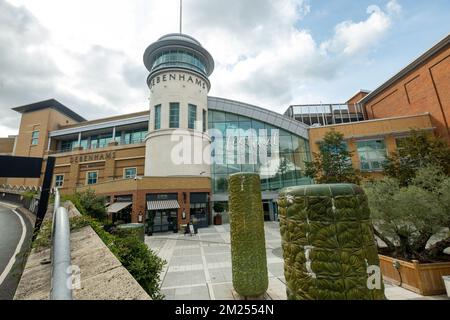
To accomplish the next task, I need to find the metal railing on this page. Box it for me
[50,188,73,300]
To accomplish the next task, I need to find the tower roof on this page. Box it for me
[143,33,215,77]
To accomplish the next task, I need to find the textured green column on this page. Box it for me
[278,184,385,300]
[229,173,268,297]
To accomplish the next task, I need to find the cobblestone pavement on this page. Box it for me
[146,222,449,300]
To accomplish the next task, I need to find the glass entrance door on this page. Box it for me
[152,210,175,232]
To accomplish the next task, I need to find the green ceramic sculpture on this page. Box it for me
[229,173,268,297]
[278,184,385,300]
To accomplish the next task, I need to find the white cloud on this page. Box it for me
[0,0,402,136]
[320,0,401,56]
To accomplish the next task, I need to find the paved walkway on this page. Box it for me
[146,222,449,300]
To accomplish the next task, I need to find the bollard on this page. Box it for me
[229,173,268,298]
[278,184,385,300]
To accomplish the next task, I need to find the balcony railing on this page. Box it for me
[286,104,366,127]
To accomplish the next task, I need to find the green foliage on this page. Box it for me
[32,207,165,299]
[32,220,53,251]
[305,131,361,184]
[22,191,37,201]
[278,184,385,300]
[111,234,166,300]
[213,202,226,213]
[62,189,107,221]
[229,173,268,297]
[383,130,450,186]
[365,165,450,262]
[80,216,166,299]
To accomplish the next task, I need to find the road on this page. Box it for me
[0,203,33,300]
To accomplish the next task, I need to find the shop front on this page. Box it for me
[107,194,133,224]
[146,193,180,233]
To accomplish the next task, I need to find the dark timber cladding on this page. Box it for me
[0,156,43,178]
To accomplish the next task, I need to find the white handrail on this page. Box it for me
[50,188,72,300]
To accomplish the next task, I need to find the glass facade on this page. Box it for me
[151,50,207,75]
[58,128,148,153]
[356,139,387,171]
[208,110,311,194]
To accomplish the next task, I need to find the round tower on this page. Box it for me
[143,33,214,177]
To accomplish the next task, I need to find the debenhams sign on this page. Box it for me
[70,152,116,164]
[149,72,208,90]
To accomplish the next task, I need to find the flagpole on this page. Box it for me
[179,0,182,33]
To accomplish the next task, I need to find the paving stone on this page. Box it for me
[162,270,206,288]
[172,247,202,257]
[268,263,285,277]
[209,267,232,284]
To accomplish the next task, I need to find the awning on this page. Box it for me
[107,202,132,213]
[147,200,180,211]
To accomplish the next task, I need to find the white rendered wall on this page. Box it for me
[145,69,211,177]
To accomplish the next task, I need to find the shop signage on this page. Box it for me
[149,72,207,90]
[70,151,116,164]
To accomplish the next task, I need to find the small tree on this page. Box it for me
[383,130,450,186]
[365,165,450,262]
[213,202,226,214]
[305,131,361,184]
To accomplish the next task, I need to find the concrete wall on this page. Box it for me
[14,201,151,300]
[146,70,211,177]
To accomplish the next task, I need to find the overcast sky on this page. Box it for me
[1,0,449,136]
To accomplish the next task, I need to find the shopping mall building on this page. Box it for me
[1,32,449,231]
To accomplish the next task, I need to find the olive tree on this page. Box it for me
[365,165,450,262]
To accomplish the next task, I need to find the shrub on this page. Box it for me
[62,189,107,221]
[33,207,166,299]
[365,165,450,262]
[22,191,37,201]
[278,184,385,300]
[229,173,268,297]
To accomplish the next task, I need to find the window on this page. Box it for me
[55,175,64,188]
[203,110,207,132]
[124,168,137,179]
[86,171,98,185]
[154,105,161,130]
[169,103,180,128]
[31,130,39,146]
[61,140,74,152]
[357,139,387,171]
[121,129,147,145]
[188,104,197,129]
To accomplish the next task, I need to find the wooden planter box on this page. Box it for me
[213,214,222,225]
[379,254,450,296]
